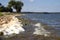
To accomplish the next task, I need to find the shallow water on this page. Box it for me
[20,13,60,36]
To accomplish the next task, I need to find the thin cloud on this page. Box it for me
[30,0,34,2]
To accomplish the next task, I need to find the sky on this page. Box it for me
[0,0,60,12]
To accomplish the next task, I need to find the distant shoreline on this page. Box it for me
[1,12,60,14]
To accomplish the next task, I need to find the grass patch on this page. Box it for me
[0,12,3,16]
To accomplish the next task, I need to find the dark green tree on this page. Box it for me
[0,3,13,12]
[0,3,5,12]
[5,7,13,12]
[8,0,24,12]
[0,3,1,6]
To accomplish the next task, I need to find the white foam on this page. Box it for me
[33,23,50,36]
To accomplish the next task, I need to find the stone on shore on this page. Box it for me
[0,15,25,37]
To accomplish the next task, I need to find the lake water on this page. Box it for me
[21,13,60,36]
[21,13,60,26]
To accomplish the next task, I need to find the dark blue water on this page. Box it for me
[22,14,60,26]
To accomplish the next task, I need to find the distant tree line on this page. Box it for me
[0,0,24,12]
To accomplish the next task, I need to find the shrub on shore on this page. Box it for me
[0,12,3,16]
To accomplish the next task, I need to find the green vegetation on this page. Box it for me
[8,0,24,12]
[0,12,3,16]
[0,0,24,12]
[0,3,13,12]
